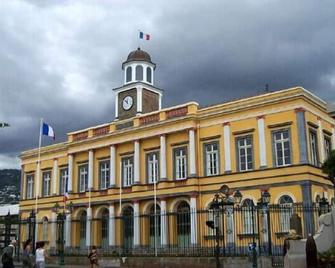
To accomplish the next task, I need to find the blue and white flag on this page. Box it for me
[42,122,55,139]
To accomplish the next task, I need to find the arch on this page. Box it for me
[169,197,190,212]
[176,201,191,246]
[126,66,132,82]
[42,217,48,241]
[314,192,322,203]
[146,67,152,83]
[143,200,161,214]
[94,205,109,218]
[79,210,87,249]
[122,206,134,252]
[73,207,87,220]
[278,194,295,205]
[275,192,296,204]
[135,65,143,81]
[241,195,257,206]
[148,203,161,248]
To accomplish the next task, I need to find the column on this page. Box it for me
[300,181,314,236]
[88,150,94,190]
[257,116,267,168]
[134,140,140,184]
[110,145,116,187]
[115,93,119,119]
[52,159,58,195]
[109,204,116,247]
[133,202,140,246]
[67,154,73,193]
[261,207,269,252]
[159,94,162,110]
[332,126,335,150]
[318,118,325,163]
[223,123,231,172]
[50,212,57,251]
[226,206,235,251]
[188,129,196,177]
[86,207,92,248]
[136,86,143,114]
[160,199,168,246]
[65,213,71,248]
[160,135,167,180]
[295,108,308,164]
[190,196,198,245]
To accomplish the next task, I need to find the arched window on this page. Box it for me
[79,211,87,250]
[146,67,152,83]
[149,204,161,248]
[241,198,255,234]
[279,195,294,232]
[42,217,48,241]
[123,206,134,252]
[126,66,132,82]
[177,201,190,246]
[136,65,143,81]
[101,209,109,251]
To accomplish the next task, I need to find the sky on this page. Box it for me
[0,0,335,169]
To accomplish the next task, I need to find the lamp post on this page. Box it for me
[206,185,243,268]
[53,202,73,266]
[28,210,36,253]
[317,194,329,216]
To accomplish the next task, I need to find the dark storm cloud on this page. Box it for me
[0,0,334,168]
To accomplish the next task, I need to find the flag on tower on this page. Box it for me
[139,31,150,40]
[42,122,55,139]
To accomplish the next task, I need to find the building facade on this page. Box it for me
[19,48,335,253]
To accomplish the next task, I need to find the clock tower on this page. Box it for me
[113,48,163,120]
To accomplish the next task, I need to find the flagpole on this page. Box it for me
[119,161,122,257]
[154,157,157,257]
[35,118,43,243]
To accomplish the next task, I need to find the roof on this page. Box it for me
[122,48,156,68]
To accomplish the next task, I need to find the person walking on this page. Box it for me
[88,246,99,267]
[1,239,17,268]
[35,241,47,268]
[22,239,33,268]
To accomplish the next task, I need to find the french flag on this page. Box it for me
[63,181,69,202]
[139,31,150,40]
[42,122,55,140]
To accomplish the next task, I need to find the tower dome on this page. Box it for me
[126,47,152,63]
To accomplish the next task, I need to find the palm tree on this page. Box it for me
[322,149,335,204]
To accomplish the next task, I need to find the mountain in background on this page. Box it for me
[0,169,20,204]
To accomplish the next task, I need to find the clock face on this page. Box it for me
[122,96,133,110]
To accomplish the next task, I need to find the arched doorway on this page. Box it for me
[122,206,134,253]
[177,201,190,247]
[79,211,87,250]
[101,209,109,251]
[149,204,161,249]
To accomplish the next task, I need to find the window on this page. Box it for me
[99,160,110,190]
[236,136,253,171]
[279,195,294,232]
[122,157,134,187]
[273,129,291,166]
[135,65,143,81]
[126,66,132,82]
[42,171,51,197]
[241,199,255,234]
[309,130,319,166]
[26,174,34,199]
[174,147,187,180]
[42,217,48,241]
[204,142,220,176]
[147,152,159,184]
[78,164,88,192]
[146,67,152,83]
[324,136,332,159]
[59,168,68,195]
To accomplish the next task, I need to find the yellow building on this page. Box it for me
[19,48,335,255]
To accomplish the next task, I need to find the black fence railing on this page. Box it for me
[0,203,332,266]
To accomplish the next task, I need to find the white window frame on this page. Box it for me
[147,152,159,184]
[79,164,88,193]
[242,199,254,234]
[324,135,332,160]
[175,147,187,180]
[273,129,291,167]
[59,167,68,195]
[237,136,253,171]
[100,160,110,190]
[279,195,294,233]
[122,156,134,187]
[42,218,48,241]
[42,171,51,197]
[309,130,319,166]
[26,174,34,199]
[205,142,219,176]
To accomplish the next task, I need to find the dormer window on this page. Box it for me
[126,66,132,82]
[136,65,143,81]
[147,67,152,83]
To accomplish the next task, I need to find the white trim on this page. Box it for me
[189,129,196,176]
[65,213,71,248]
[115,92,119,119]
[110,145,116,187]
[88,150,94,190]
[52,159,57,195]
[169,197,191,212]
[160,135,167,179]
[257,118,267,167]
[190,196,198,244]
[109,204,115,246]
[223,124,231,172]
[86,207,92,247]
[160,199,168,246]
[133,202,140,246]
[318,119,325,163]
[137,86,143,114]
[113,81,163,95]
[274,192,297,204]
[134,140,140,184]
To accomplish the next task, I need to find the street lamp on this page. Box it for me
[206,185,243,268]
[317,194,329,216]
[53,201,73,266]
[28,210,36,253]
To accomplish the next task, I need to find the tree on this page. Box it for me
[322,149,335,204]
